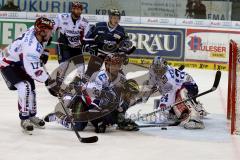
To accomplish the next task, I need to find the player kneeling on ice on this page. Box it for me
[44,55,139,133]
[0,17,59,134]
[87,55,140,133]
[140,56,208,129]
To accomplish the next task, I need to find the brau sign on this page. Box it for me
[125,26,185,60]
[0,22,30,45]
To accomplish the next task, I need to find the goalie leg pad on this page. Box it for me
[174,88,204,129]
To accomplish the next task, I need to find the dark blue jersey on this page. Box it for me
[85,22,127,53]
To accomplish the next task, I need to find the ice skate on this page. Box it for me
[21,119,34,135]
[29,116,45,129]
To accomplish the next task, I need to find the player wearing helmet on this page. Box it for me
[139,56,208,129]
[86,55,139,133]
[0,17,59,134]
[82,9,135,83]
[44,55,139,132]
[53,1,90,81]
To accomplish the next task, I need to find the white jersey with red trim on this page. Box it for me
[0,27,49,83]
[54,13,90,48]
[148,65,196,95]
[86,69,126,97]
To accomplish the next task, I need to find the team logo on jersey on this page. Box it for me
[61,14,69,19]
[14,46,21,52]
[113,34,121,39]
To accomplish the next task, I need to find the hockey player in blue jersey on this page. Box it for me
[82,9,135,82]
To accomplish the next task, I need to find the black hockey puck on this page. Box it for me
[161,127,167,130]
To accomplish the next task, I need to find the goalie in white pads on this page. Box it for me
[0,17,59,134]
[141,56,208,129]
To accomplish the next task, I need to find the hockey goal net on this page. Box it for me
[227,40,240,135]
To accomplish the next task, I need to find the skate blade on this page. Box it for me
[22,129,33,135]
[32,124,45,129]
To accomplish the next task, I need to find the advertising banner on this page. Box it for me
[185,29,240,63]
[0,19,185,61]
[0,20,31,45]
[0,0,232,20]
[140,0,231,20]
[0,20,57,48]
[126,26,185,61]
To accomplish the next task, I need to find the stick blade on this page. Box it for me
[212,70,221,90]
[80,136,98,143]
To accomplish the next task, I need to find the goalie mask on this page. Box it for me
[105,55,123,77]
[151,56,168,76]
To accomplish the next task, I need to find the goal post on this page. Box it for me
[227,40,240,135]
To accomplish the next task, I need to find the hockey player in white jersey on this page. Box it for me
[140,56,208,129]
[44,55,139,133]
[86,55,140,133]
[54,1,90,81]
[52,1,91,94]
[0,17,59,134]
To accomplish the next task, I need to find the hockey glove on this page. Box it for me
[45,77,61,97]
[40,49,49,64]
[82,44,98,56]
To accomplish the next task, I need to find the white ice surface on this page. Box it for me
[0,61,240,160]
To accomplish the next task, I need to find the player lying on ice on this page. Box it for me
[0,17,59,134]
[139,56,208,129]
[44,55,140,133]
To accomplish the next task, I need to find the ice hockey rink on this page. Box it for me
[0,61,240,160]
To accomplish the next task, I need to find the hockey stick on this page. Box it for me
[138,121,181,128]
[57,96,98,143]
[51,41,65,45]
[135,70,221,121]
[42,62,98,143]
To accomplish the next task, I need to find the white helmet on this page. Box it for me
[151,56,168,76]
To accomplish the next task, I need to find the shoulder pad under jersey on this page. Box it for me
[61,13,70,20]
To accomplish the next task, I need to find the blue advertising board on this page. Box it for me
[125,27,185,60]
